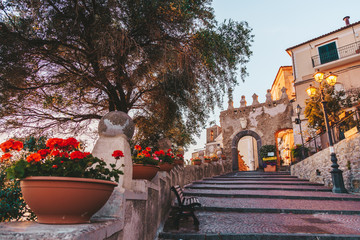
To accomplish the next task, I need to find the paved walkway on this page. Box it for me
[158,171,360,239]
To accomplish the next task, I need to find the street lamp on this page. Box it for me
[306,71,347,193]
[295,104,305,160]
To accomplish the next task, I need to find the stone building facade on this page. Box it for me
[220,91,294,171]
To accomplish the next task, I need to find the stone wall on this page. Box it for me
[0,162,230,240]
[291,132,360,192]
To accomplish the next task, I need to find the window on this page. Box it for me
[318,42,339,64]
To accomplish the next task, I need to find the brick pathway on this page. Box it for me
[159,171,360,239]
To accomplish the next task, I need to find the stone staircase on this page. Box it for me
[158,171,360,239]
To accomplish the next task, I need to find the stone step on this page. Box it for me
[159,212,360,239]
[220,171,291,176]
[210,175,298,179]
[191,181,324,186]
[202,178,310,181]
[185,185,332,192]
[195,197,360,213]
[183,190,360,201]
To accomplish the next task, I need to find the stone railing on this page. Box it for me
[291,132,360,192]
[0,162,230,240]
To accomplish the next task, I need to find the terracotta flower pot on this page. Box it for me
[264,165,276,172]
[132,164,160,180]
[20,176,117,224]
[204,159,211,163]
[193,160,202,165]
[159,163,174,172]
[174,159,184,166]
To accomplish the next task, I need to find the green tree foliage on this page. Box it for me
[0,0,253,147]
[304,84,344,131]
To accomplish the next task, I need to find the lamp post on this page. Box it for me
[306,71,347,193]
[295,104,305,160]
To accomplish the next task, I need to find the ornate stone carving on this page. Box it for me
[228,99,234,109]
[265,89,272,103]
[281,87,288,99]
[252,93,260,105]
[240,95,247,107]
[239,117,247,129]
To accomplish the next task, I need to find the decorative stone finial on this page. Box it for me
[228,99,234,109]
[98,111,134,139]
[280,87,288,99]
[158,138,172,150]
[252,93,260,105]
[265,89,272,103]
[240,95,247,107]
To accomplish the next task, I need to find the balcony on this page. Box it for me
[311,41,360,67]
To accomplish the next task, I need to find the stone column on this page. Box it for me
[92,111,134,219]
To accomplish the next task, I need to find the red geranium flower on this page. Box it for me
[46,138,63,150]
[63,137,79,150]
[37,149,50,158]
[145,147,151,152]
[167,149,172,153]
[52,165,58,168]
[159,150,165,155]
[134,145,142,151]
[26,153,41,163]
[1,153,12,162]
[51,150,61,157]
[70,151,85,160]
[12,141,23,151]
[112,150,124,159]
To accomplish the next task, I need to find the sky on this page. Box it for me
[184,0,360,159]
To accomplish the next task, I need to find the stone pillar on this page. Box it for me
[92,111,134,219]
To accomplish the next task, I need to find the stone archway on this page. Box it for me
[231,130,262,171]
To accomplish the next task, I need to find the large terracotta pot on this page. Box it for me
[264,165,276,172]
[20,176,117,224]
[204,159,211,163]
[132,164,160,180]
[159,163,174,172]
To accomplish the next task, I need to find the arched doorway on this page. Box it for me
[275,128,294,166]
[231,130,262,171]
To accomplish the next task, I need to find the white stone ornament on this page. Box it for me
[240,117,247,129]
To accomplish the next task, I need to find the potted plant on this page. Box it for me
[191,157,202,165]
[132,145,160,180]
[2,138,124,224]
[259,145,277,172]
[204,156,211,163]
[211,155,219,162]
[174,153,185,166]
[290,144,309,162]
[155,148,175,172]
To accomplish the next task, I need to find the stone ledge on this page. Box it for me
[0,218,123,240]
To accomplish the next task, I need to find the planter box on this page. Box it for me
[264,165,276,172]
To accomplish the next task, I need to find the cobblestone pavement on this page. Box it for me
[159,171,360,239]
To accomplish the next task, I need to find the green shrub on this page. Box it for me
[0,167,36,222]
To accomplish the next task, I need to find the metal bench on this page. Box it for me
[170,185,201,228]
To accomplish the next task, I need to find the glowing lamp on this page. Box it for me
[326,73,337,86]
[306,84,317,98]
[313,71,325,83]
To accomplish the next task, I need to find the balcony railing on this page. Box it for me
[311,41,360,67]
